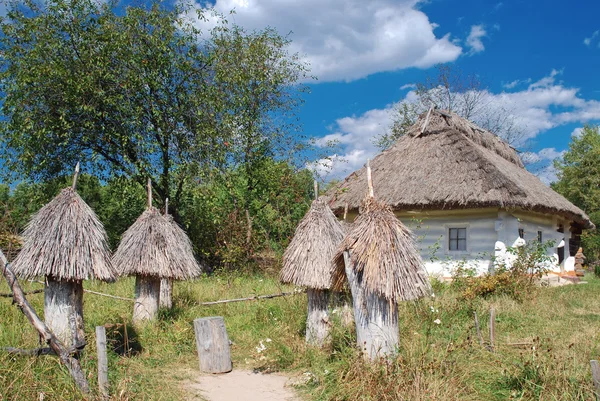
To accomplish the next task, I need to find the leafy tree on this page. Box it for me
[375,64,525,150]
[0,0,310,224]
[553,125,600,260]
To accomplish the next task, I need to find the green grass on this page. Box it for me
[1,272,600,400]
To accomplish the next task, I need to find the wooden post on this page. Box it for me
[44,277,85,351]
[147,178,152,209]
[366,160,374,198]
[314,180,319,200]
[489,307,496,352]
[0,252,90,394]
[133,276,161,324]
[343,203,348,221]
[72,162,80,190]
[193,317,232,373]
[95,326,109,401]
[474,312,483,346]
[306,288,330,346]
[591,360,600,400]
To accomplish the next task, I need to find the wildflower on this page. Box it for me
[430,306,435,313]
[434,319,441,325]
[255,341,266,353]
[431,293,436,298]
[266,338,272,343]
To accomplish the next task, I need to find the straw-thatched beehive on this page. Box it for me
[333,165,431,360]
[280,198,345,346]
[113,206,202,323]
[11,186,115,349]
[328,109,593,276]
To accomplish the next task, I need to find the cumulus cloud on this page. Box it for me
[312,70,600,181]
[584,30,599,47]
[466,25,486,54]
[187,0,462,82]
[571,127,584,138]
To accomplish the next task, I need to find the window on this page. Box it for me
[449,228,467,251]
[518,228,524,239]
[537,231,542,243]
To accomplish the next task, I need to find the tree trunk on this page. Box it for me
[365,292,399,359]
[306,288,330,346]
[245,208,252,257]
[343,251,369,352]
[159,278,173,309]
[44,277,85,351]
[343,251,399,360]
[193,317,232,373]
[133,276,160,324]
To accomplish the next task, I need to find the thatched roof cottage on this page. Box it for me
[327,110,593,277]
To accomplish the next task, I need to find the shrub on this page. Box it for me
[451,241,554,301]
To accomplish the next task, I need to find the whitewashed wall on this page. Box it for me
[395,209,567,277]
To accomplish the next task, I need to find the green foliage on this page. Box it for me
[553,125,600,261]
[451,241,553,301]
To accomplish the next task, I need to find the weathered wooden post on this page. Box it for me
[280,181,345,346]
[160,198,173,309]
[95,326,109,400]
[113,180,203,325]
[10,164,116,350]
[591,360,600,400]
[194,317,232,373]
[332,160,431,360]
[489,307,496,352]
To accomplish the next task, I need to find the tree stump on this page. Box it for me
[133,276,161,324]
[44,277,85,351]
[194,317,232,373]
[159,278,173,309]
[306,288,330,346]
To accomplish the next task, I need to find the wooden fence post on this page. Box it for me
[591,360,600,400]
[473,312,483,346]
[489,307,496,353]
[95,326,109,400]
[194,317,232,373]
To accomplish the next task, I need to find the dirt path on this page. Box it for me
[185,370,301,401]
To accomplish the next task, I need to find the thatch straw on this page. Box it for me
[327,109,593,229]
[11,188,115,281]
[113,207,202,280]
[280,198,345,289]
[332,197,431,302]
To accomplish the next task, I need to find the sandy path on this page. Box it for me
[185,370,301,401]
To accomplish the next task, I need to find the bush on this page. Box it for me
[451,241,554,301]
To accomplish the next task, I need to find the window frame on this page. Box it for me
[444,223,470,254]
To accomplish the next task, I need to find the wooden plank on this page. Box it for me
[591,360,600,400]
[96,326,109,400]
[194,317,232,373]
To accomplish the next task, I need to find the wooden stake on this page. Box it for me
[194,317,232,373]
[72,162,80,190]
[416,106,434,137]
[473,312,483,346]
[314,180,319,200]
[591,360,600,400]
[343,203,348,221]
[489,307,496,352]
[147,178,152,209]
[95,326,109,401]
[0,251,90,394]
[165,198,169,215]
[366,159,374,198]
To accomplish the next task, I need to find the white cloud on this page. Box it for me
[584,30,599,47]
[503,78,531,89]
[313,70,600,181]
[188,0,462,82]
[400,83,417,90]
[466,25,486,54]
[571,127,584,138]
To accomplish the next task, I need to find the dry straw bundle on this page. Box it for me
[280,198,345,289]
[113,207,202,280]
[11,187,115,281]
[332,196,431,302]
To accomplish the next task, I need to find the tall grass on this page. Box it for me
[1,272,599,400]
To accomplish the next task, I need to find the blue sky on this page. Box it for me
[192,0,600,183]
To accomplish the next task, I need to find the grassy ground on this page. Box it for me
[1,272,599,400]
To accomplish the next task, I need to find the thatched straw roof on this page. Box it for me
[327,110,593,229]
[113,207,202,280]
[332,197,431,302]
[11,188,115,281]
[280,198,345,289]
